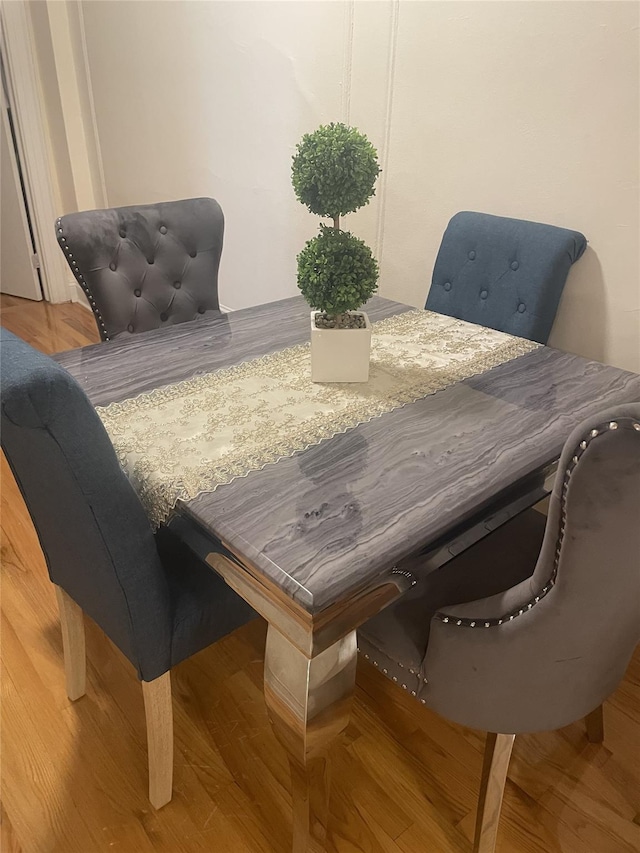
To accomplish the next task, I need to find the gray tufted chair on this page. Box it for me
[359,404,640,852]
[1,328,256,809]
[426,211,587,344]
[55,198,224,341]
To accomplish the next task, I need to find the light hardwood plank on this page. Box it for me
[0,801,23,853]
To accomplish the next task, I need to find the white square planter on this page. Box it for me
[310,311,371,383]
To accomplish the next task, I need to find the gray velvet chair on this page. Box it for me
[359,404,640,852]
[55,198,224,341]
[0,328,256,808]
[425,211,587,343]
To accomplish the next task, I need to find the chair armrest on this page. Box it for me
[435,575,546,628]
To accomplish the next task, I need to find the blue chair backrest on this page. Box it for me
[425,211,587,343]
[0,328,172,680]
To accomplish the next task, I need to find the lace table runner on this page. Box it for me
[96,310,539,527]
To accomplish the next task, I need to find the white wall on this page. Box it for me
[80,0,347,311]
[364,1,640,372]
[39,0,640,370]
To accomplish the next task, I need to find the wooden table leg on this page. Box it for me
[264,624,357,853]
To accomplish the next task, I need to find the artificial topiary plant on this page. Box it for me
[292,123,380,329]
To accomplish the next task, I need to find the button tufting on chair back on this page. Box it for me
[425,211,587,344]
[55,198,224,342]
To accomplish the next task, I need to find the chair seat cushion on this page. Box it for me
[358,509,547,685]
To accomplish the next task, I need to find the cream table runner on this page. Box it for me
[96,310,539,527]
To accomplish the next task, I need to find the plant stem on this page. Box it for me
[333,215,340,230]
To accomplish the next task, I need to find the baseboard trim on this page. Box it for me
[219,303,234,313]
[71,281,91,309]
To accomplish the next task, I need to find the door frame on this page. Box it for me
[1,1,70,303]
[1,73,44,300]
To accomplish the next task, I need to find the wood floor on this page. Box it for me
[1,294,639,853]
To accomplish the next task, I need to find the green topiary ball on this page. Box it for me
[292,123,381,219]
[297,225,379,316]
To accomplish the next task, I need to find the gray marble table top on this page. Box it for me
[55,296,640,614]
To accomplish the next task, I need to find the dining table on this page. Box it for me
[55,294,640,852]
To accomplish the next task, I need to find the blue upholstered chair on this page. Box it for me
[0,328,256,808]
[425,212,587,343]
[359,405,640,852]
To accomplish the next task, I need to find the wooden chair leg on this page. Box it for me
[55,586,86,701]
[141,672,173,809]
[473,732,515,853]
[585,704,604,743]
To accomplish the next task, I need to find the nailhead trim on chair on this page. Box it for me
[434,418,640,629]
[391,567,418,587]
[357,645,429,686]
[56,218,111,342]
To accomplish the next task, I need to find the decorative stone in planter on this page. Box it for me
[310,311,372,383]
